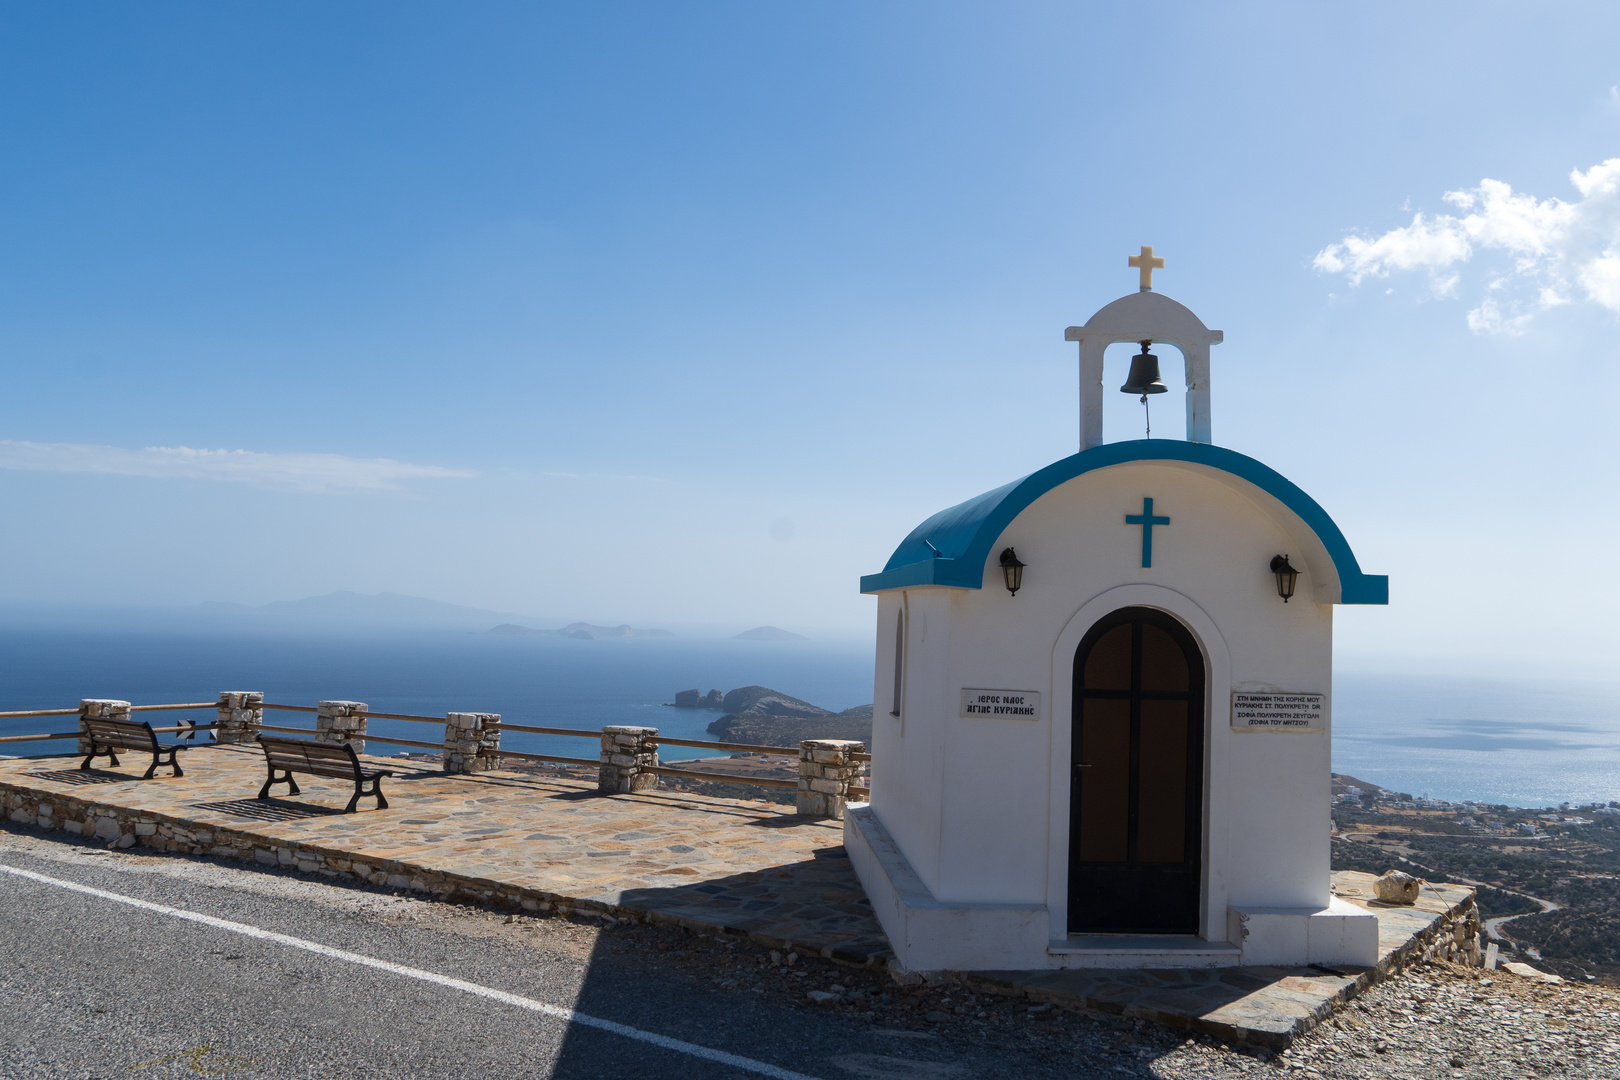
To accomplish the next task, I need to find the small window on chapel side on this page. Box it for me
[891,611,904,718]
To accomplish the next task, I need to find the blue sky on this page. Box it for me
[2,4,1619,671]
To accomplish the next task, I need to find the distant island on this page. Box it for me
[732,626,809,642]
[489,622,675,640]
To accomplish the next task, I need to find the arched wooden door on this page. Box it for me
[1069,606,1205,934]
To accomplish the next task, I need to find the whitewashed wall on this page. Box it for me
[867,459,1336,947]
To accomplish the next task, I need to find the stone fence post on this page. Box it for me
[215,691,265,745]
[316,701,368,753]
[444,712,501,774]
[797,739,866,820]
[79,699,131,756]
[599,726,659,793]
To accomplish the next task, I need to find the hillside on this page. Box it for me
[708,705,873,746]
[699,684,873,745]
[718,685,829,718]
[1332,798,1620,983]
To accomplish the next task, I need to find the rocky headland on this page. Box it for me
[671,689,726,709]
[671,684,875,746]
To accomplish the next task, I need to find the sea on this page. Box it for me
[2,619,1617,809]
[0,621,876,768]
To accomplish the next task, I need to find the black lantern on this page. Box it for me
[999,547,1025,596]
[1270,554,1299,603]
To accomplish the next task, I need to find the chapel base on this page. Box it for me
[847,805,1247,971]
[1226,898,1380,967]
[847,805,1376,972]
[844,804,1049,972]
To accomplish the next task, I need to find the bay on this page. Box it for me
[3,619,1617,808]
[1331,671,1620,807]
[0,623,873,765]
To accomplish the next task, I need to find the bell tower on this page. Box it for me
[853,253,1388,976]
[1065,247,1224,450]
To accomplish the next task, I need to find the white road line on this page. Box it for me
[0,862,824,1080]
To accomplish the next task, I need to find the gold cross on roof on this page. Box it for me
[1128,245,1164,291]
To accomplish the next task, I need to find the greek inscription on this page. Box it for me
[1231,692,1325,731]
[959,688,1041,721]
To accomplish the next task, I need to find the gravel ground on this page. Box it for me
[3,822,1617,1079]
[651,925,1620,1079]
[1257,963,1620,1080]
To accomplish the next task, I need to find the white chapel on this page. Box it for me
[846,249,1389,972]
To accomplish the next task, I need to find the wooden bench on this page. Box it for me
[80,716,189,779]
[255,735,392,813]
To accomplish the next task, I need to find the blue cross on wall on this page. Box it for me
[1125,497,1170,568]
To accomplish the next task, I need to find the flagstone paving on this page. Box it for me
[0,744,891,963]
[0,745,1478,1048]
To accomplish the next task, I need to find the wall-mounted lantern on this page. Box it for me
[999,548,1026,596]
[1269,554,1299,603]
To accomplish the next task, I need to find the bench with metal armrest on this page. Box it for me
[254,734,392,813]
[80,717,190,779]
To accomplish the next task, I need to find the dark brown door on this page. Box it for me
[1069,607,1204,934]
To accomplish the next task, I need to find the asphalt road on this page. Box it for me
[0,824,1174,1080]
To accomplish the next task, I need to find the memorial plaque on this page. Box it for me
[960,688,1041,721]
[1231,692,1324,731]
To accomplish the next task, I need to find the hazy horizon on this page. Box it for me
[2,614,1615,807]
[0,588,1608,684]
[2,7,1619,680]
[0,589,874,645]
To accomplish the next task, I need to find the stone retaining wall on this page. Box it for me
[0,776,1486,1051]
[0,779,883,967]
[1401,892,1482,969]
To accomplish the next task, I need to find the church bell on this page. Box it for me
[1119,340,1168,395]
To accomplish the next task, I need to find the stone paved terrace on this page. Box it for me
[0,743,889,963]
[0,744,1476,1048]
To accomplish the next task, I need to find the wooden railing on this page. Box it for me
[1,696,872,810]
[253,705,611,767]
[0,703,218,745]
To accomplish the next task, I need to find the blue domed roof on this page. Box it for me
[859,440,1387,605]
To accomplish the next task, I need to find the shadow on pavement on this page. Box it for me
[189,799,341,822]
[541,860,1208,1080]
[543,855,909,1080]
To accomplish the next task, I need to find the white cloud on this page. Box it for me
[1314,157,1620,333]
[1465,298,1532,336]
[0,440,475,494]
